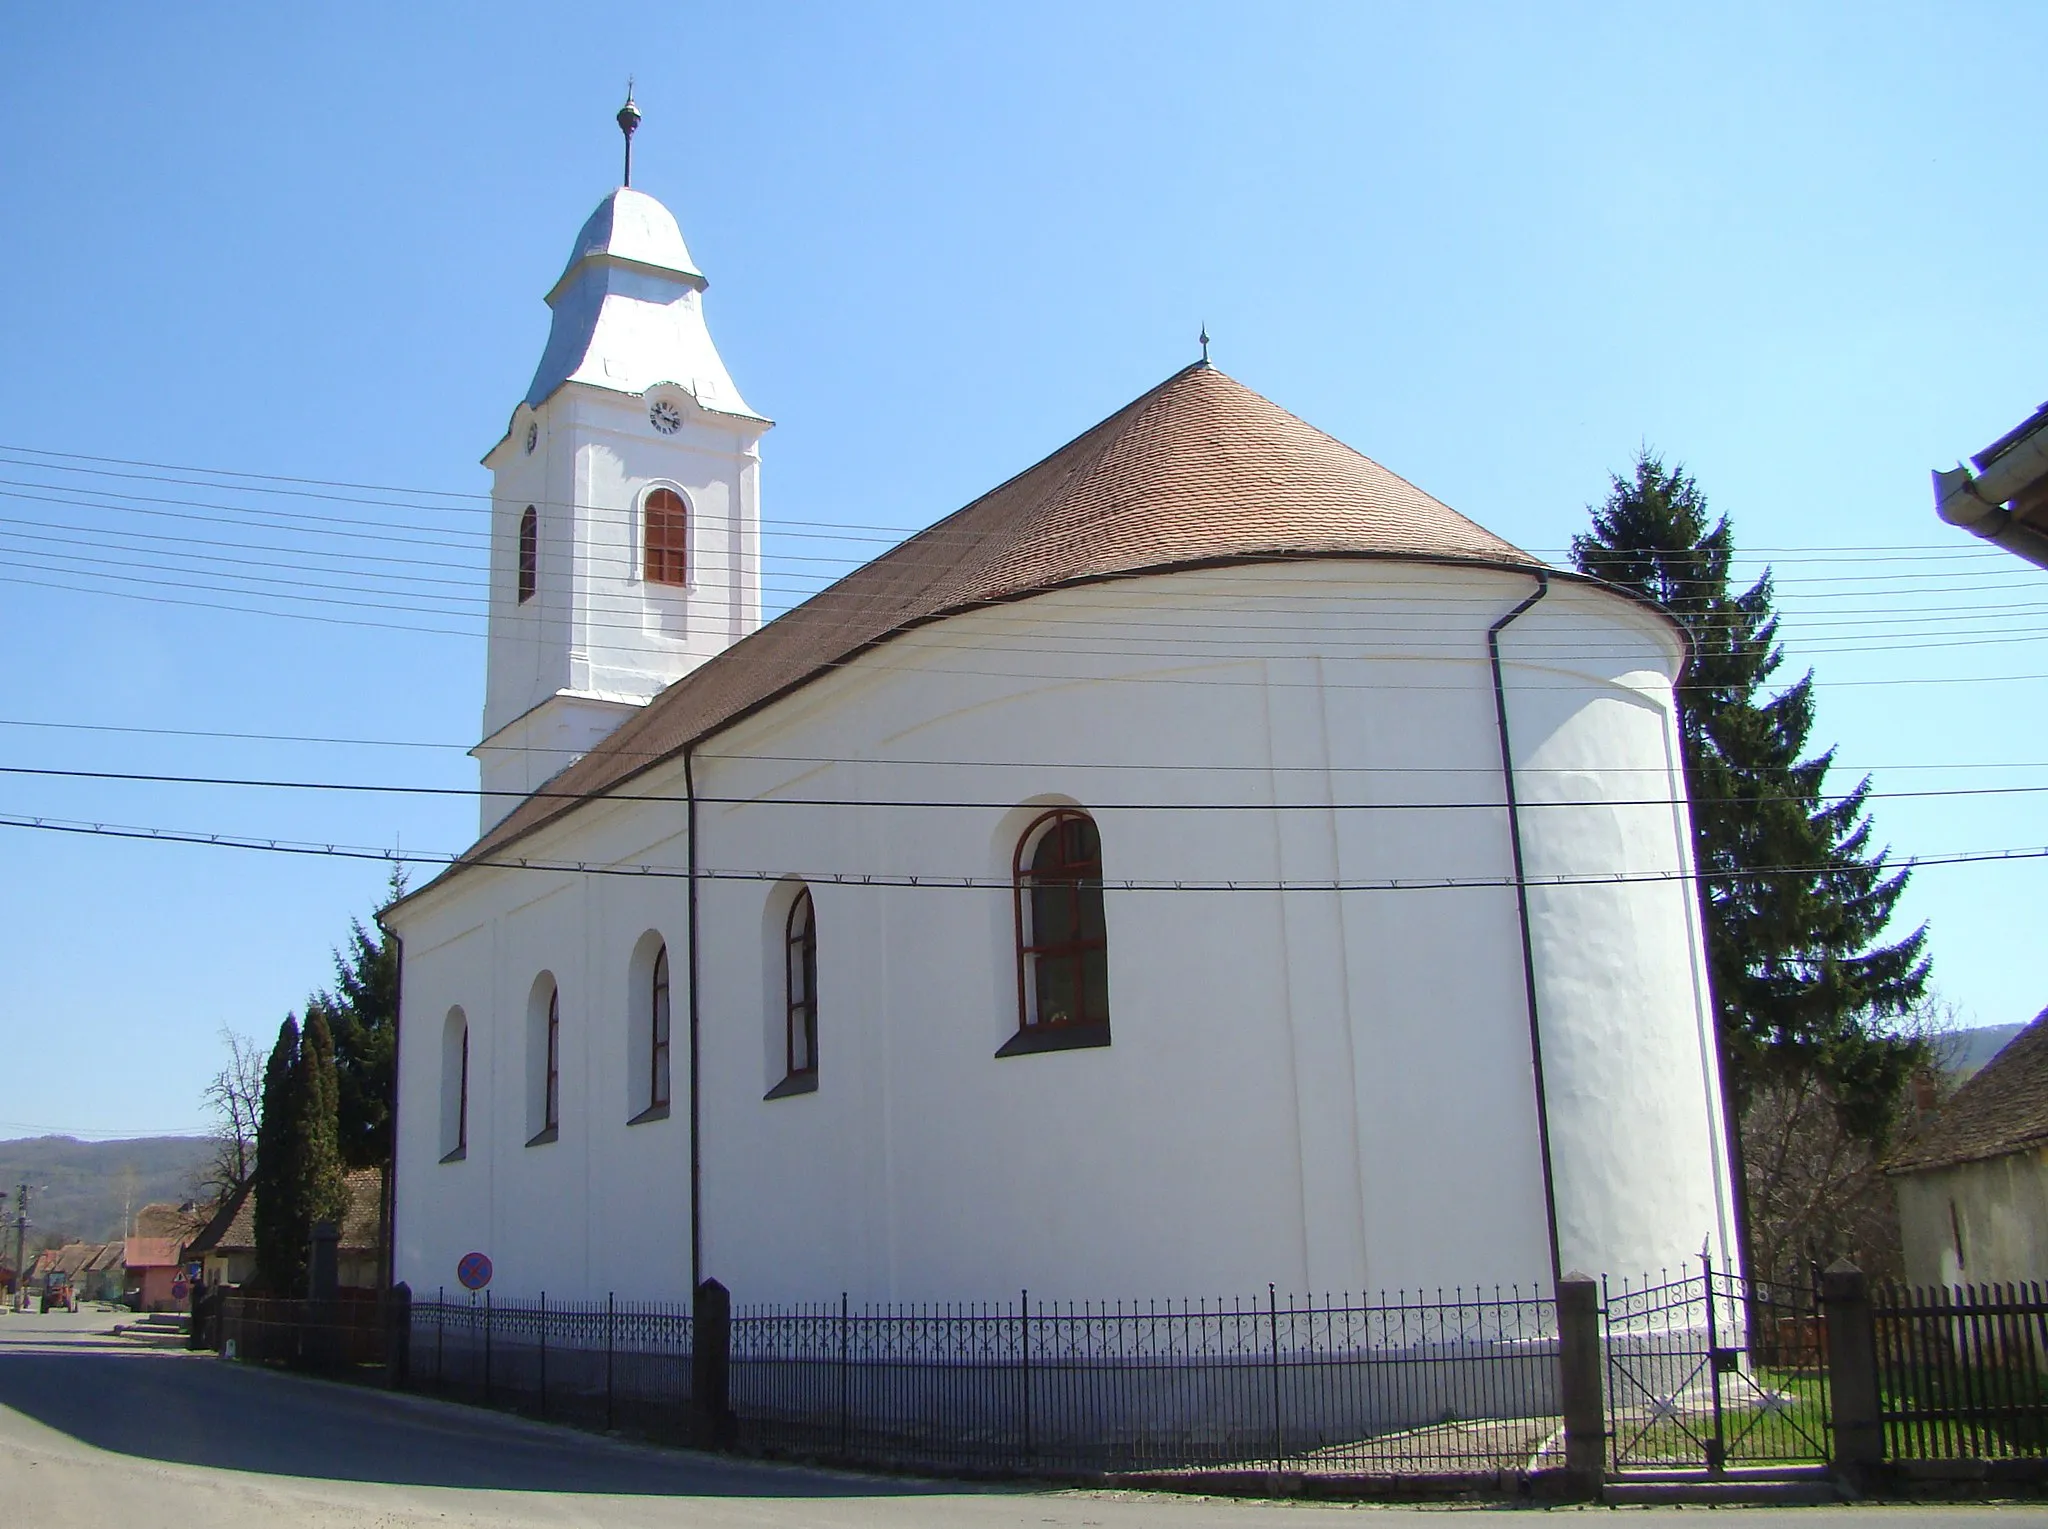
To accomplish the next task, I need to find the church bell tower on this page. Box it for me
[474,93,770,833]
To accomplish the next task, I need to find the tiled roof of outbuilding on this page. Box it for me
[195,1169,383,1256]
[124,1237,184,1271]
[438,364,1545,880]
[1889,1009,2048,1173]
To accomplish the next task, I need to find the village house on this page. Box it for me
[387,117,1741,1308]
[1889,1009,2048,1289]
[188,1168,386,1293]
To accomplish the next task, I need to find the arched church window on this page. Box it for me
[440,1007,468,1163]
[1002,809,1111,1057]
[650,943,671,1111]
[527,976,560,1146]
[517,506,538,604]
[766,887,818,1098]
[545,987,561,1131]
[644,488,688,586]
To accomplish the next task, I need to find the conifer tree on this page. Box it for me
[1571,454,1931,1142]
[316,868,405,1174]
[295,1010,348,1240]
[251,1016,302,1294]
[309,868,405,1288]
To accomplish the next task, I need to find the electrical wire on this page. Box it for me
[2,810,2032,892]
[5,716,2044,776]
[8,762,2047,813]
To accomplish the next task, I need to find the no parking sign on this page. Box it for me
[457,1251,492,1291]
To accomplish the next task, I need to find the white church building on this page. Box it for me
[385,144,1740,1307]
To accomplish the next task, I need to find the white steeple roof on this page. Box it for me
[523,187,763,420]
[549,187,705,292]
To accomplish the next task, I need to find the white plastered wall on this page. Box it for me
[392,560,1734,1305]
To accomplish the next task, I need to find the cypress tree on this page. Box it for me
[1571,455,1931,1141]
[296,1009,349,1245]
[251,1016,303,1294]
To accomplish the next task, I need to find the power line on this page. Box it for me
[13,551,2048,666]
[7,762,2048,814]
[0,444,2023,565]
[4,716,2044,774]
[3,810,2033,892]
[13,512,2047,634]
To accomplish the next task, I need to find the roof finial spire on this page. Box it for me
[617,81,642,188]
[1198,324,1211,366]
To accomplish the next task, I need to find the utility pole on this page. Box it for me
[12,1185,28,1311]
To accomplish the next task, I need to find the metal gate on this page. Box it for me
[1603,1255,1831,1474]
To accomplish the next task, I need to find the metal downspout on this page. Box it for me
[385,928,403,1294]
[1488,572,1562,1286]
[685,743,704,1294]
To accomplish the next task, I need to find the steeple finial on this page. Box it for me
[617,82,642,187]
[1198,324,1211,366]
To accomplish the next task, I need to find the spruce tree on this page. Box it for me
[318,868,404,1173]
[252,1016,303,1294]
[1571,454,1931,1141]
[311,868,405,1289]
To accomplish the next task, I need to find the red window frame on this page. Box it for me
[1013,809,1110,1036]
[517,505,538,604]
[785,888,817,1079]
[650,944,671,1110]
[644,488,688,586]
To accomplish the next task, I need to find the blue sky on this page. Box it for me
[2,3,2042,1138]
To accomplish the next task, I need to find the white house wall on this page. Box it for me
[392,561,1733,1305]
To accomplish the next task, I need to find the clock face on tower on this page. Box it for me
[649,399,683,435]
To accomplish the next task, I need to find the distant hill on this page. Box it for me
[1936,1023,2031,1081]
[0,1135,216,1246]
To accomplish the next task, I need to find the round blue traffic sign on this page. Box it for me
[457,1251,493,1291]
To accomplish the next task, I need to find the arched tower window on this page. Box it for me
[767,887,818,1098]
[517,505,538,603]
[1003,809,1111,1056]
[644,487,688,586]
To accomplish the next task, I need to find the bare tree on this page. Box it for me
[196,1028,264,1207]
[1740,997,1958,1289]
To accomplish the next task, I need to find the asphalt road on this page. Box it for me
[2,1310,2043,1529]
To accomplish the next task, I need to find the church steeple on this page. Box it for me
[471,98,771,835]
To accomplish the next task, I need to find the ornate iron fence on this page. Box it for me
[412,1290,695,1432]
[408,1285,1558,1478]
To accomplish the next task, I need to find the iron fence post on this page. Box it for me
[437,1285,445,1388]
[1703,1252,1725,1473]
[1556,1272,1604,1495]
[1019,1289,1031,1461]
[838,1291,850,1457]
[1821,1260,1882,1478]
[1268,1283,1284,1469]
[538,1290,548,1417]
[484,1288,493,1404]
[606,1292,616,1432]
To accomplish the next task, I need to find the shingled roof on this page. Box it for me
[1890,1009,2048,1174]
[439,363,1545,880]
